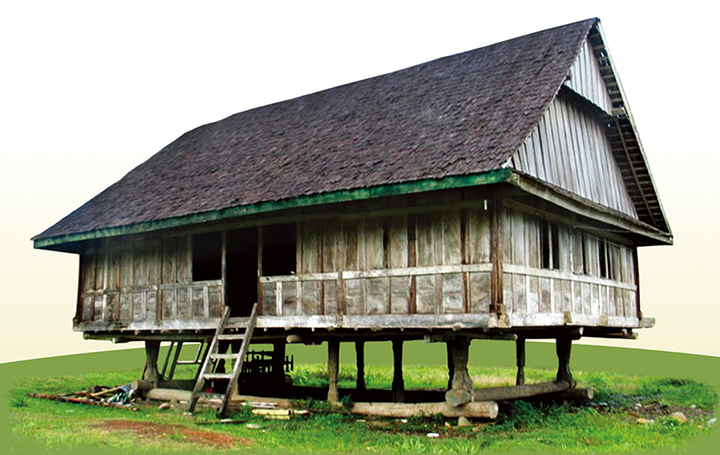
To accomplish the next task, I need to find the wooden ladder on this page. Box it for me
[187,303,258,418]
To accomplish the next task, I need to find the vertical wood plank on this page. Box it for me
[416,275,435,314]
[442,273,463,314]
[442,209,462,265]
[389,215,408,268]
[416,213,435,267]
[469,272,491,313]
[539,277,552,313]
[512,210,525,266]
[390,276,410,314]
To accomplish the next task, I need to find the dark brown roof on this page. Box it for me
[35,18,598,244]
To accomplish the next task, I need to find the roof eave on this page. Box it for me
[507,172,673,246]
[33,169,515,252]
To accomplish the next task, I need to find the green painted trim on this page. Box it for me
[33,169,513,250]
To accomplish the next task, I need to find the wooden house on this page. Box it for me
[33,18,671,413]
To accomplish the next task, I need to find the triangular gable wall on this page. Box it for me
[564,37,614,114]
[508,91,638,219]
[508,26,670,236]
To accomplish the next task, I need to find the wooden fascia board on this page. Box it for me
[591,21,672,235]
[506,171,673,246]
[33,169,514,252]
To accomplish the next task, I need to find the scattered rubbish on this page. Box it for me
[669,412,688,424]
[708,418,716,427]
[426,432,440,438]
[27,383,140,411]
[246,423,261,429]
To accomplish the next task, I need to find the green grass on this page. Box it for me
[6,358,717,454]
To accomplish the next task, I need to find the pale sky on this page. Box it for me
[1,1,718,364]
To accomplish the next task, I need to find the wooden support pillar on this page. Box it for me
[142,340,162,386]
[515,337,526,386]
[446,342,455,390]
[391,339,404,403]
[445,338,473,406]
[555,337,574,386]
[327,340,340,403]
[355,341,366,391]
[273,340,286,384]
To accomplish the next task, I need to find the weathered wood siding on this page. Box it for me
[76,190,641,332]
[261,195,493,318]
[77,235,224,328]
[501,205,637,327]
[563,37,613,113]
[509,94,636,218]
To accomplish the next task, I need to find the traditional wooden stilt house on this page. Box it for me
[33,18,671,416]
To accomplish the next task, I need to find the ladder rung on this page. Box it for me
[199,393,225,401]
[176,360,203,365]
[218,334,245,340]
[203,373,233,380]
[211,353,239,360]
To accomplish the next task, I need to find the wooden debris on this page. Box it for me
[27,393,139,411]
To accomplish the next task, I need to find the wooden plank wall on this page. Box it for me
[564,37,613,113]
[509,94,637,219]
[261,196,493,318]
[501,206,637,326]
[77,235,224,326]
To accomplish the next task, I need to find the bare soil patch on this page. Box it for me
[92,419,252,449]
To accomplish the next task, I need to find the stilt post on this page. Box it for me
[391,339,405,403]
[355,341,366,391]
[142,340,162,386]
[445,338,473,406]
[515,337,526,386]
[555,336,574,386]
[327,340,340,403]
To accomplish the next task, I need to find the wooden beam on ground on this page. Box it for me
[472,381,571,402]
[553,387,594,401]
[351,401,498,419]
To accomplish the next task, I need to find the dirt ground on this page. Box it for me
[92,420,252,449]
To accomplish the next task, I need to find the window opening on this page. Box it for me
[262,223,296,276]
[581,232,588,275]
[599,239,608,279]
[192,232,222,281]
[540,220,560,270]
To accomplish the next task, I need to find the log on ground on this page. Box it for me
[351,401,498,419]
[472,381,572,402]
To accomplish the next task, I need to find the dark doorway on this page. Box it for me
[226,228,258,317]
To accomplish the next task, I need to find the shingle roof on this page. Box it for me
[35,18,598,244]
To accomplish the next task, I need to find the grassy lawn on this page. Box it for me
[6,354,718,454]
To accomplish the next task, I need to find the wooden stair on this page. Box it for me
[187,303,258,417]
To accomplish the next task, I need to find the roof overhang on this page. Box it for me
[34,168,671,253]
